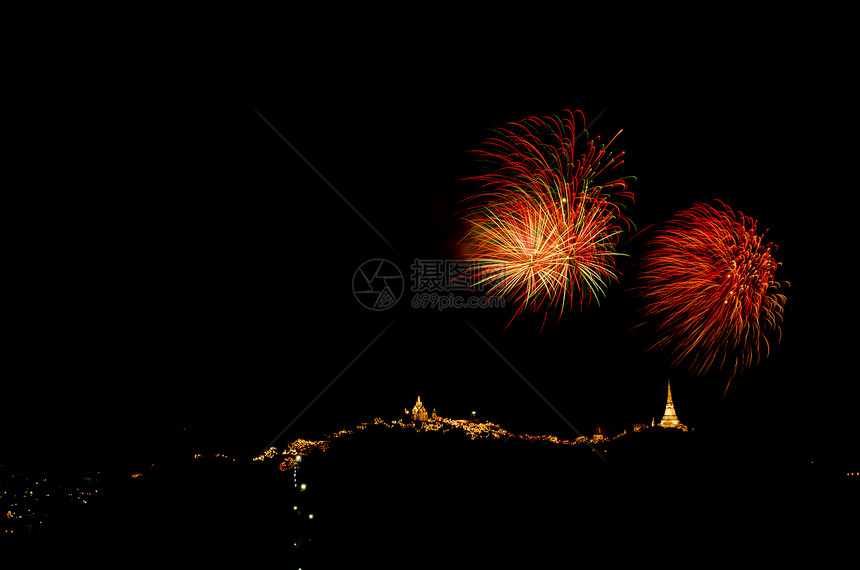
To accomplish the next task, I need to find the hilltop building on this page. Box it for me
[412,396,428,422]
[658,381,688,431]
[630,382,689,433]
[659,381,680,428]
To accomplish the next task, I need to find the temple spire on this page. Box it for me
[659,380,680,428]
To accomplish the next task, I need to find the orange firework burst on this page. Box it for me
[461,109,635,326]
[636,200,788,389]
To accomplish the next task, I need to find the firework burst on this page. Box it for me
[461,109,635,326]
[635,200,788,388]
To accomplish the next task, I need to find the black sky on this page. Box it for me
[6,32,856,471]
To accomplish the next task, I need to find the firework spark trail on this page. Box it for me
[461,109,635,326]
[636,200,788,390]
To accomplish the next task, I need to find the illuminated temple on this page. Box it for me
[412,396,429,422]
[658,381,686,430]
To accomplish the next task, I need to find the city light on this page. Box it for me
[256,392,695,477]
[257,409,611,467]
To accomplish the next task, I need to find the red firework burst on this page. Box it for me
[461,110,635,326]
[636,201,787,386]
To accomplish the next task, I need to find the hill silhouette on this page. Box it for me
[14,418,854,566]
[262,421,853,565]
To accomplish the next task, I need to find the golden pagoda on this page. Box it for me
[658,380,681,428]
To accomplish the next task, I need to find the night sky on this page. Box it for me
[6,35,856,476]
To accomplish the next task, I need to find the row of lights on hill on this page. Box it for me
[294,455,313,522]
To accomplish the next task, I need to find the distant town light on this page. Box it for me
[300,483,307,491]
